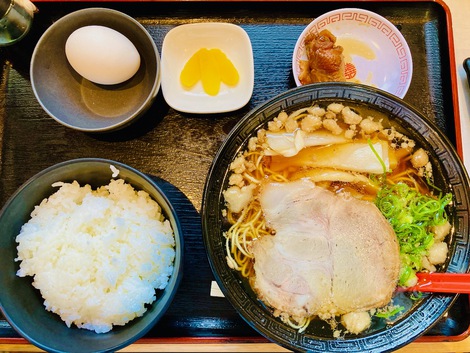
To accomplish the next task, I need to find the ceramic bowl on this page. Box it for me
[30,8,161,132]
[202,83,470,352]
[161,22,254,114]
[0,158,183,353]
[292,8,413,98]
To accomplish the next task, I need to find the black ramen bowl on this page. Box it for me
[0,158,183,353]
[201,83,470,352]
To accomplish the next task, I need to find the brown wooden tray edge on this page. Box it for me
[0,0,466,346]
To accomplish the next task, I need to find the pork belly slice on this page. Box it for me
[252,179,400,320]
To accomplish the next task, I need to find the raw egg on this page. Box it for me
[180,48,239,96]
[65,25,141,85]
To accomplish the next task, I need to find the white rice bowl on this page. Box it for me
[15,178,176,334]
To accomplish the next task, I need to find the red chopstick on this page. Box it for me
[404,272,470,294]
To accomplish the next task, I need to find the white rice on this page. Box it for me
[15,179,176,334]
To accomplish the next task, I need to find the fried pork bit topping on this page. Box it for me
[341,312,372,334]
[264,103,386,143]
[360,117,383,134]
[300,114,323,132]
[411,148,429,168]
[322,117,343,135]
[383,127,416,149]
[223,183,257,214]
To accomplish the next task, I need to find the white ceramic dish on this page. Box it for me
[161,22,254,114]
[292,8,413,98]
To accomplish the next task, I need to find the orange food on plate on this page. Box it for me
[298,29,346,85]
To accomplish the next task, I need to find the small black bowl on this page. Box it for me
[30,8,161,132]
[0,158,183,353]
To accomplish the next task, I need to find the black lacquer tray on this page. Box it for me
[1,0,468,344]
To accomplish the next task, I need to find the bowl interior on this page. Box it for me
[202,83,470,352]
[30,8,160,132]
[292,8,413,99]
[0,159,182,353]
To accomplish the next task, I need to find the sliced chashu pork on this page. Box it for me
[251,179,400,320]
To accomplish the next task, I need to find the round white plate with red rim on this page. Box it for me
[292,8,413,99]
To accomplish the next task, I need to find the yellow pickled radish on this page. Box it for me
[199,48,220,96]
[180,49,201,88]
[179,47,239,96]
[210,48,239,86]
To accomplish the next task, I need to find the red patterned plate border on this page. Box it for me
[292,8,413,98]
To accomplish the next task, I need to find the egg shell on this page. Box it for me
[65,25,141,85]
